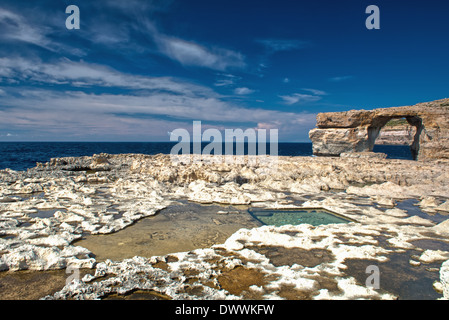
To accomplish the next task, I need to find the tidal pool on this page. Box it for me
[249,208,352,227]
[74,201,261,262]
[75,203,355,262]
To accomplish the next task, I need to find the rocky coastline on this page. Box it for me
[1,153,449,300]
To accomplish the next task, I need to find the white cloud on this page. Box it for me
[279,93,322,105]
[0,85,317,141]
[155,36,246,71]
[1,88,288,123]
[279,88,327,105]
[0,9,50,48]
[0,57,218,98]
[128,18,247,71]
[214,79,234,87]
[0,4,314,142]
[234,87,255,95]
[283,78,290,83]
[301,88,327,96]
[0,54,298,127]
[214,73,241,87]
[0,9,86,56]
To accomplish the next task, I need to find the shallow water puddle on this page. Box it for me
[0,268,94,300]
[74,201,261,262]
[32,208,67,219]
[249,208,352,227]
[396,199,449,224]
[344,250,443,300]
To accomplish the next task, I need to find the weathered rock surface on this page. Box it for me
[441,260,449,299]
[309,98,449,160]
[1,153,449,300]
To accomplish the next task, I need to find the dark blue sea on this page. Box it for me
[0,142,413,171]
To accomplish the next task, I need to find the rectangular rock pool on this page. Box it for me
[248,208,353,227]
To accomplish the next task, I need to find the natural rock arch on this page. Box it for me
[309,98,449,161]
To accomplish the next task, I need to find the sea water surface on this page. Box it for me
[0,142,413,171]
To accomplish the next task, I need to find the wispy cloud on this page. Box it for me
[0,9,51,49]
[279,93,321,105]
[0,87,317,140]
[329,75,354,82]
[301,88,327,96]
[0,8,87,56]
[90,8,247,72]
[0,57,217,97]
[0,5,245,72]
[234,87,255,95]
[256,39,308,53]
[214,73,241,87]
[279,88,326,105]
[0,3,318,141]
[1,87,309,124]
[0,133,15,137]
[0,56,316,140]
[214,79,234,87]
[154,35,246,71]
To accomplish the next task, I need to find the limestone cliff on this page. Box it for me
[309,98,449,160]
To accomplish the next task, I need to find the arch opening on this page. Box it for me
[368,116,423,160]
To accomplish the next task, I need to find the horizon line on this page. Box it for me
[0,140,313,143]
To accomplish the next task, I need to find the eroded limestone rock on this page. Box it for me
[441,260,449,299]
[1,153,449,300]
[309,98,449,160]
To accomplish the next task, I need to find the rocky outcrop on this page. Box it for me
[309,98,449,160]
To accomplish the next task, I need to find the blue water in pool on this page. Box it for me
[249,208,352,227]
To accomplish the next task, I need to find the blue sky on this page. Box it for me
[0,0,448,141]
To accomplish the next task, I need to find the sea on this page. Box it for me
[0,142,414,172]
